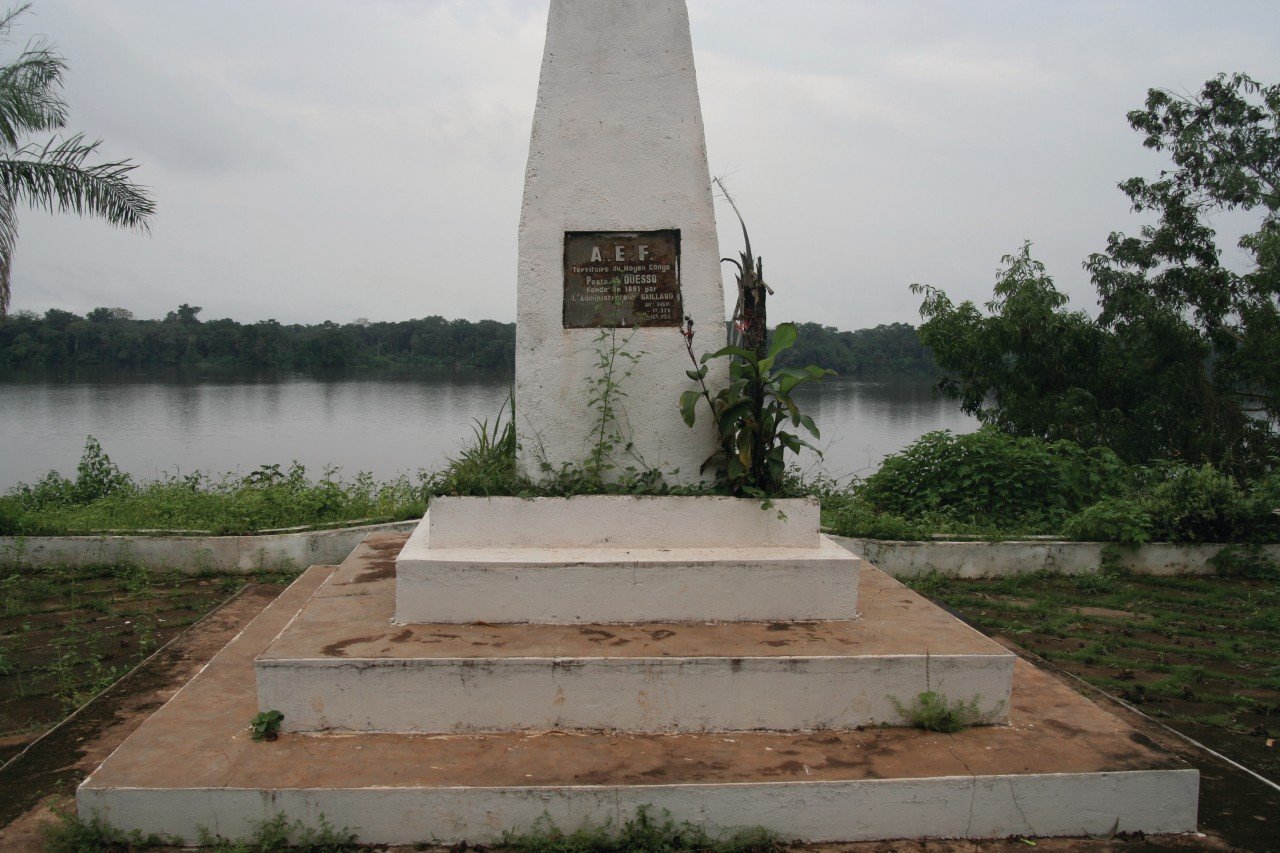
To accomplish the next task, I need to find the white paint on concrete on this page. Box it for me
[77,769,1200,845]
[0,521,417,572]
[398,496,852,623]
[426,495,820,549]
[833,537,1279,578]
[395,540,858,624]
[515,0,727,482]
[256,651,1013,734]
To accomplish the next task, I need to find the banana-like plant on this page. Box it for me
[680,320,832,497]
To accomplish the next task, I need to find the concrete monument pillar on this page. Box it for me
[515,0,727,482]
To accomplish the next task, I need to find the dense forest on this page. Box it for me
[0,305,935,376]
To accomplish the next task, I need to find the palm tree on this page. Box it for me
[0,3,154,315]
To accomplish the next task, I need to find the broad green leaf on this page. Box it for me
[679,389,700,427]
[767,322,798,358]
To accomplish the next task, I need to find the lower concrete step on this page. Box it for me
[78,551,1200,845]
[257,538,1012,733]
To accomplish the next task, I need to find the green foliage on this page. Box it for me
[915,72,1280,476]
[0,5,154,316]
[43,808,177,852]
[776,321,934,377]
[858,428,1130,529]
[71,435,132,502]
[427,391,524,496]
[890,691,986,734]
[1146,464,1251,543]
[0,307,517,371]
[1062,497,1153,546]
[498,804,785,853]
[585,328,642,480]
[0,799,359,853]
[820,493,937,541]
[249,709,284,742]
[681,321,832,498]
[1210,544,1279,580]
[0,437,428,535]
[195,812,358,851]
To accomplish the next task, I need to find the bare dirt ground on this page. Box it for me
[0,582,285,851]
[0,580,1273,852]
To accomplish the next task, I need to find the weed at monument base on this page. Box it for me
[890,690,988,734]
[499,804,786,853]
[249,709,284,742]
[43,807,181,852]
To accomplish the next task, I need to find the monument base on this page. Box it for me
[257,541,1011,733]
[78,535,1199,844]
[394,496,859,623]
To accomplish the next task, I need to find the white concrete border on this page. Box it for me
[78,770,1200,845]
[0,520,418,573]
[833,537,1280,578]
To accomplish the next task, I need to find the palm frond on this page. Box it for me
[0,4,33,38]
[0,44,69,146]
[1,134,155,228]
[0,135,155,314]
[0,187,15,314]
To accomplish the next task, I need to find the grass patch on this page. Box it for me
[0,436,428,536]
[904,569,1280,780]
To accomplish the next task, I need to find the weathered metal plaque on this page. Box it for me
[563,230,682,328]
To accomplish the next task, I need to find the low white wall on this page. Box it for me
[832,536,1280,578]
[0,520,418,573]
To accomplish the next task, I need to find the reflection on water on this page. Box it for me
[792,377,978,482]
[0,371,975,489]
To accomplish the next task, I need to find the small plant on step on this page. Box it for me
[891,690,986,733]
[249,709,284,742]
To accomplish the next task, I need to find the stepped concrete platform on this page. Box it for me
[78,550,1199,845]
[395,496,859,623]
[259,536,1011,733]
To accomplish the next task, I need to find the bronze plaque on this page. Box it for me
[563,230,682,328]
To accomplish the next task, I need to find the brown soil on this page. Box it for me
[0,583,285,851]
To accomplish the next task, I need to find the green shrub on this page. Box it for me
[821,495,936,540]
[1146,464,1251,543]
[859,428,1132,528]
[1210,544,1279,579]
[1062,497,1152,545]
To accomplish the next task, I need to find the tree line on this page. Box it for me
[0,305,516,371]
[0,305,936,376]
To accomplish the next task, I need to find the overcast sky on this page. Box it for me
[8,0,1280,330]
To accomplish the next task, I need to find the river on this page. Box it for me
[0,370,976,489]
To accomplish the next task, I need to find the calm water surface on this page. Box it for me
[0,371,975,489]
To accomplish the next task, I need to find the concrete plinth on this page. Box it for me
[259,541,1009,733]
[78,541,1200,844]
[395,496,857,624]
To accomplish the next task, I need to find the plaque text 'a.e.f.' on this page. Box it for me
[563,230,681,328]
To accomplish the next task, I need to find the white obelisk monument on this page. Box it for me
[515,0,727,481]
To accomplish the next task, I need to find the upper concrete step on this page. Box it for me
[395,539,859,624]
[80,553,1199,845]
[418,495,823,550]
[396,496,853,624]
[260,536,1009,733]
